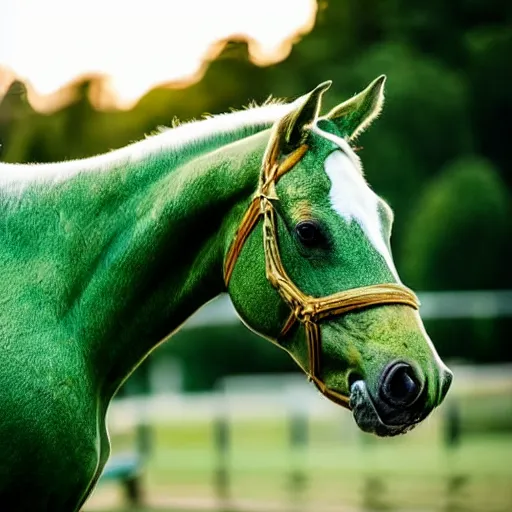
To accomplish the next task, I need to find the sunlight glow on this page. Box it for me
[0,0,318,112]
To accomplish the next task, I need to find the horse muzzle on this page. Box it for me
[350,361,453,437]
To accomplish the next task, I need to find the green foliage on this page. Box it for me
[401,157,512,363]
[401,157,511,291]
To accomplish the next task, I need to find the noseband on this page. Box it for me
[224,143,420,409]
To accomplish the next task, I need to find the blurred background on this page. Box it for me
[1,1,511,511]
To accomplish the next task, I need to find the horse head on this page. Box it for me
[225,76,452,437]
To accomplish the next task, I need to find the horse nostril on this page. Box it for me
[380,362,422,408]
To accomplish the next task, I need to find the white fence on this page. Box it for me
[182,290,512,332]
[106,362,512,434]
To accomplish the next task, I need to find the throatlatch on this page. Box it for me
[224,142,420,409]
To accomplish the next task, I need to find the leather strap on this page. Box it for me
[224,143,420,409]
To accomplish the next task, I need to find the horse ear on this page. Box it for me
[322,75,386,141]
[274,81,332,154]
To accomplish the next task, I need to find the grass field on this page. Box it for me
[86,408,512,512]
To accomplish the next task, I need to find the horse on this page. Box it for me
[0,75,452,510]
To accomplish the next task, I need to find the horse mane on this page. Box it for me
[151,95,285,134]
[0,97,293,188]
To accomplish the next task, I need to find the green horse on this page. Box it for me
[0,76,452,510]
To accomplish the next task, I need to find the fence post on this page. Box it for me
[213,399,230,509]
[123,358,152,506]
[359,422,389,511]
[443,397,467,509]
[444,399,461,450]
[288,404,309,509]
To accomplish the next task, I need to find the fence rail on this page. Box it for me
[182,290,512,331]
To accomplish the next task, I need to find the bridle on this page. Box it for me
[223,139,420,409]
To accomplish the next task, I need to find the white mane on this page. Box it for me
[0,100,296,192]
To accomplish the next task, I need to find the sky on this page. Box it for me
[0,0,317,111]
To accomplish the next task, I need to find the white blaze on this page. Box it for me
[323,149,400,282]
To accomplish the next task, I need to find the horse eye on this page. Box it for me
[295,221,322,247]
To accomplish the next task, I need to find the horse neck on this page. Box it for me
[3,128,269,400]
[94,132,270,397]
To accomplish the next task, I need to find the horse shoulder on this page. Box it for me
[0,341,104,509]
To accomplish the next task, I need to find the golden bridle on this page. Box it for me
[224,142,420,409]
